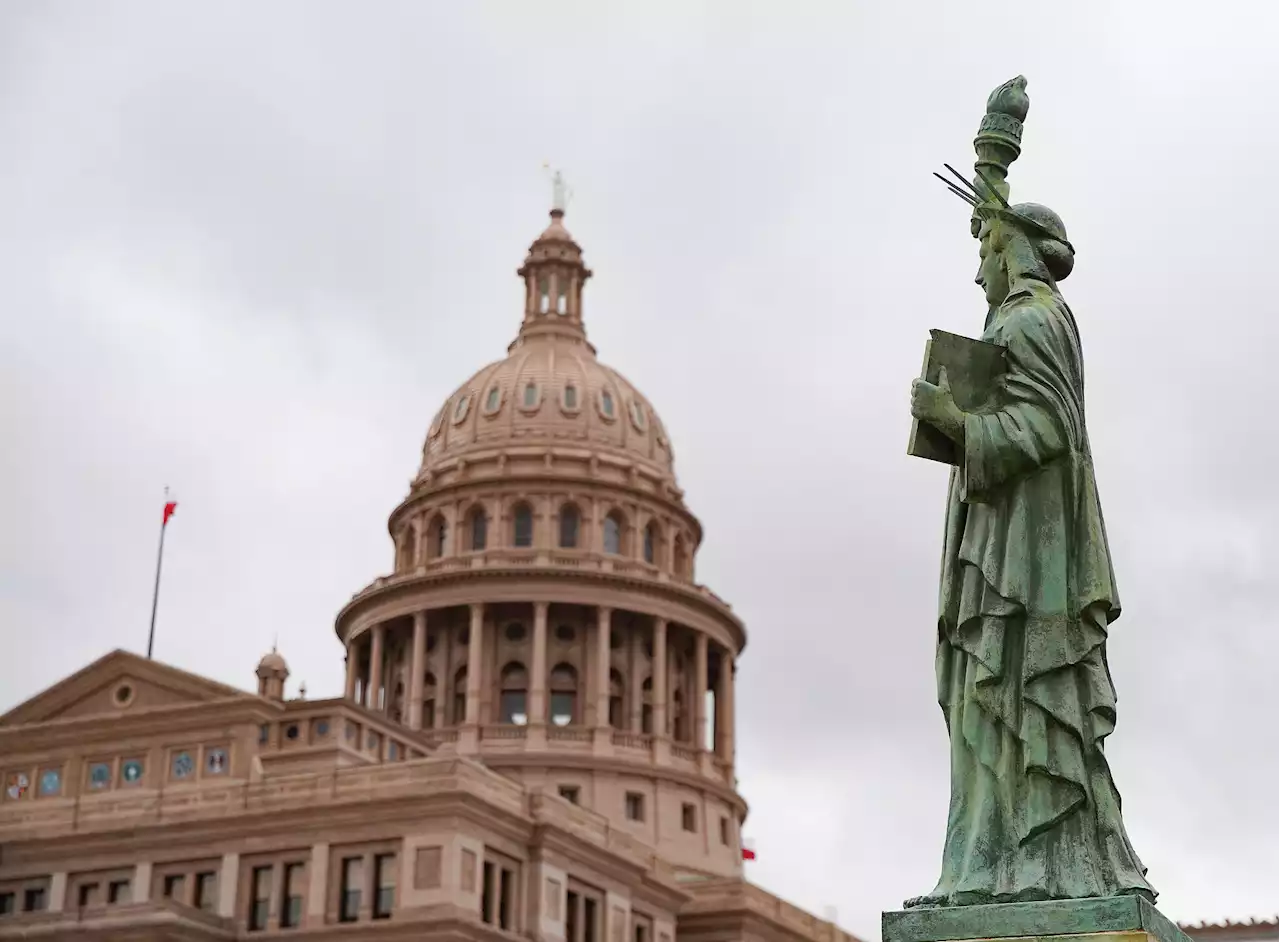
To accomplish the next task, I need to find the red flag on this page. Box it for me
[741,839,756,861]
[163,501,178,526]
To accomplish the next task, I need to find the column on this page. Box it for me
[628,628,643,732]
[217,852,239,919]
[465,604,484,724]
[133,862,153,903]
[368,625,385,713]
[530,602,549,723]
[344,640,358,701]
[694,632,708,751]
[307,843,328,923]
[408,612,427,729]
[594,607,612,729]
[720,654,736,763]
[48,873,67,913]
[411,517,424,567]
[651,619,667,737]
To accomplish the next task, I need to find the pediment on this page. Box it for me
[0,649,249,727]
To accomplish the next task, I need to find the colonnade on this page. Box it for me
[342,603,736,763]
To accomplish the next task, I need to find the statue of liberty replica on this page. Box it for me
[888,77,1186,942]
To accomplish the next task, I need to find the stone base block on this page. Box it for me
[883,897,1191,942]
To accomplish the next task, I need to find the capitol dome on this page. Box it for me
[418,207,676,487]
[335,186,745,880]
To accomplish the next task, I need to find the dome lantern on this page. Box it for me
[514,170,593,347]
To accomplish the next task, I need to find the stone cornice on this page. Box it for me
[389,465,702,544]
[0,790,530,873]
[480,752,748,816]
[335,565,746,654]
[0,696,274,755]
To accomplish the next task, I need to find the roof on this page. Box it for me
[0,648,248,727]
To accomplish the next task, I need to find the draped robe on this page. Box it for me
[920,276,1157,907]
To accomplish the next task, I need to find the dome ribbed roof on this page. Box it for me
[416,204,676,483]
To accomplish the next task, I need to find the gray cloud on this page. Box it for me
[1,2,1276,938]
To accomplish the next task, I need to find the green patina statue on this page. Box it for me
[905,77,1158,909]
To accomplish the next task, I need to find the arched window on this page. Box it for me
[538,275,550,314]
[485,386,501,413]
[427,514,448,559]
[600,390,615,418]
[422,672,437,729]
[673,534,689,577]
[603,512,624,555]
[512,503,534,548]
[559,504,580,549]
[467,506,487,552]
[643,522,658,565]
[641,677,653,735]
[500,663,529,725]
[556,276,569,315]
[549,664,578,727]
[453,666,468,725]
[609,669,625,729]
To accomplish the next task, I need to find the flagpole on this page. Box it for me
[147,487,172,660]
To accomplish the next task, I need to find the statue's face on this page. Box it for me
[975,223,1009,306]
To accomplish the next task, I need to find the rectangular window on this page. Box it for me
[719,815,730,845]
[163,874,185,900]
[634,914,652,942]
[558,785,580,804]
[584,896,598,942]
[373,853,395,920]
[625,792,644,822]
[108,880,130,905]
[498,865,513,931]
[566,890,579,942]
[481,861,495,925]
[249,866,271,931]
[78,883,98,908]
[195,872,217,911]
[0,893,13,915]
[681,802,697,832]
[339,857,362,923]
[281,862,304,928]
[23,888,45,912]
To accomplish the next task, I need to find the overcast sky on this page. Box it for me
[1,2,1276,938]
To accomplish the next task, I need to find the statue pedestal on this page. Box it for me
[883,898,1192,942]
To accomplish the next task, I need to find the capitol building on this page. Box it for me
[0,197,1273,942]
[0,198,845,942]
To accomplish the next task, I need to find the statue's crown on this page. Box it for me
[934,163,1074,256]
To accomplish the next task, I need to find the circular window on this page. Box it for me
[505,623,526,642]
[562,385,579,412]
[520,382,541,411]
[113,683,134,707]
[452,394,471,424]
[555,624,575,643]
[315,719,330,737]
[629,399,647,431]
[285,724,300,741]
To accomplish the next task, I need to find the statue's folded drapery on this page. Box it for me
[926,278,1157,906]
